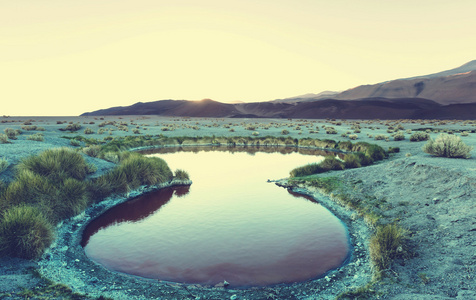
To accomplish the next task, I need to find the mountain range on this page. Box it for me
[82,60,476,119]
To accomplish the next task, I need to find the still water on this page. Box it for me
[82,147,350,287]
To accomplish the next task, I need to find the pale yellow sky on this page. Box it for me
[1,0,475,116]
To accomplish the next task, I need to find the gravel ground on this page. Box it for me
[1,116,475,299]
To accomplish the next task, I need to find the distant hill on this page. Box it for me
[332,61,476,105]
[82,60,476,119]
[271,91,339,103]
[81,97,476,120]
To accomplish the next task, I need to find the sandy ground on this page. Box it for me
[0,116,475,299]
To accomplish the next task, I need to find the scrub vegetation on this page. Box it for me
[290,141,387,177]
[423,133,473,158]
[0,147,184,259]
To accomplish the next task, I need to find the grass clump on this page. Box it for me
[94,153,174,196]
[369,224,409,275]
[59,123,82,132]
[17,148,89,181]
[410,131,430,142]
[423,133,473,158]
[174,169,190,180]
[0,133,11,144]
[0,205,54,259]
[26,133,45,141]
[0,158,9,173]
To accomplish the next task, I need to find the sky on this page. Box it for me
[1,0,476,116]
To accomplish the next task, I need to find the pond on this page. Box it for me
[82,146,350,288]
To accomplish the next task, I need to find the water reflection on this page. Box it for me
[81,186,190,247]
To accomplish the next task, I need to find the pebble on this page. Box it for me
[230,295,238,300]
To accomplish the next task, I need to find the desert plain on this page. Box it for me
[0,115,475,300]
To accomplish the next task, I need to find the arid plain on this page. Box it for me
[1,115,475,300]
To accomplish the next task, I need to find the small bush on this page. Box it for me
[393,131,405,141]
[100,153,173,194]
[0,134,11,144]
[82,145,101,158]
[370,224,408,274]
[319,155,345,171]
[374,134,387,140]
[281,129,289,135]
[59,123,81,132]
[0,158,9,173]
[423,133,473,158]
[387,147,400,153]
[290,163,323,178]
[348,134,358,140]
[26,133,44,142]
[174,169,190,180]
[343,154,361,169]
[4,128,19,140]
[410,132,430,142]
[17,148,89,181]
[0,205,54,259]
[325,127,337,134]
[103,152,120,164]
[84,128,94,134]
[70,139,81,147]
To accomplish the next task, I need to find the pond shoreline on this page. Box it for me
[35,169,372,300]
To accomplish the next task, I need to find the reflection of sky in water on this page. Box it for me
[84,150,349,287]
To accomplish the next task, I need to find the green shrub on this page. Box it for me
[4,128,18,140]
[0,158,9,173]
[59,123,81,132]
[0,134,10,144]
[100,153,173,194]
[410,131,430,142]
[387,147,400,153]
[423,133,473,158]
[26,133,44,142]
[70,139,81,147]
[174,169,190,180]
[393,131,405,141]
[337,141,353,151]
[343,154,361,169]
[82,145,101,157]
[374,134,387,140]
[84,128,94,134]
[290,163,323,178]
[38,178,90,223]
[353,152,374,166]
[103,152,120,163]
[319,155,345,171]
[17,148,88,181]
[281,129,289,135]
[348,134,358,140]
[2,170,54,207]
[351,142,386,161]
[370,224,408,273]
[0,205,54,259]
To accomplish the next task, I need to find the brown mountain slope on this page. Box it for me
[334,70,476,105]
